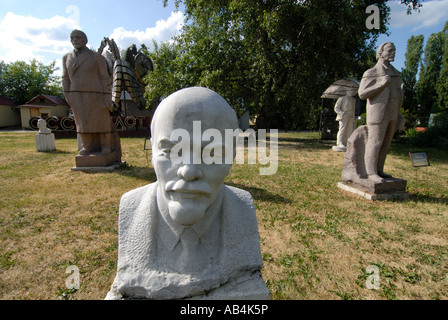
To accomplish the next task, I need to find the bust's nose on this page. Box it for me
[177,164,203,181]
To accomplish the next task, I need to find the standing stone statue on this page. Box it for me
[106,87,269,300]
[340,42,407,198]
[332,90,356,152]
[62,29,122,169]
[359,42,404,183]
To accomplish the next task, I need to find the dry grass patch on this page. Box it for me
[0,131,447,300]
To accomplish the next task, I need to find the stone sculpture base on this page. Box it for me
[339,125,410,200]
[342,176,407,194]
[35,133,56,152]
[71,151,125,172]
[75,151,119,167]
[105,271,270,300]
[188,272,270,300]
[338,181,410,201]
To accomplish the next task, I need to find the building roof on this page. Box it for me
[19,94,68,108]
[0,96,15,106]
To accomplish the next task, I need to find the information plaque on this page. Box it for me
[409,151,430,167]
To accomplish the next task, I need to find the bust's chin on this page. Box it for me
[168,200,206,226]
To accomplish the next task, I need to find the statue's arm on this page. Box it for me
[334,97,343,114]
[62,55,71,94]
[358,70,390,100]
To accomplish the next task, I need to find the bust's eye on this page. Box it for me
[158,140,174,156]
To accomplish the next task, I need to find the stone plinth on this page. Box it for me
[338,181,410,201]
[75,151,119,167]
[35,133,56,152]
[71,151,125,172]
[343,177,407,194]
[187,271,270,300]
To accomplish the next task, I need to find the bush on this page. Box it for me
[404,112,448,150]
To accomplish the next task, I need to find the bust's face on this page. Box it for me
[381,43,396,62]
[151,88,238,226]
[70,31,87,50]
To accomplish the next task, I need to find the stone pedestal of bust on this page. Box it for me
[35,119,55,152]
[106,87,269,300]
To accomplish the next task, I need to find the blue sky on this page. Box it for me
[0,0,447,77]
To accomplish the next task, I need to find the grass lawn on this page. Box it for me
[0,131,447,300]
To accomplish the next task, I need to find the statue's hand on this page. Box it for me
[381,75,391,87]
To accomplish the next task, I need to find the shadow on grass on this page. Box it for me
[226,182,291,204]
[48,150,73,155]
[409,193,448,205]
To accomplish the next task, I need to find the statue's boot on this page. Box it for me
[79,133,95,156]
[378,171,393,179]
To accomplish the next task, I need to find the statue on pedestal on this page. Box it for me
[340,42,407,197]
[62,30,121,168]
[106,87,269,300]
[35,119,55,152]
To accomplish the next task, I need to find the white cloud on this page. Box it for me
[0,12,80,64]
[390,0,448,31]
[109,11,184,51]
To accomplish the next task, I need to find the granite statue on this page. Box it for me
[340,42,407,197]
[62,30,122,168]
[106,87,269,300]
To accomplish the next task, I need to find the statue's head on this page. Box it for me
[37,118,47,130]
[376,42,396,62]
[70,29,88,50]
[150,87,239,226]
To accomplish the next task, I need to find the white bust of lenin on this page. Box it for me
[106,87,269,300]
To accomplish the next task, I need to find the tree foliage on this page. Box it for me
[416,30,445,119]
[152,0,423,129]
[402,34,424,116]
[143,40,184,104]
[436,21,448,112]
[0,59,62,105]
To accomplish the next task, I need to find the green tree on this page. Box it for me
[159,0,423,129]
[0,60,5,76]
[0,59,62,105]
[143,40,185,103]
[436,21,448,112]
[401,34,424,119]
[416,31,445,121]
